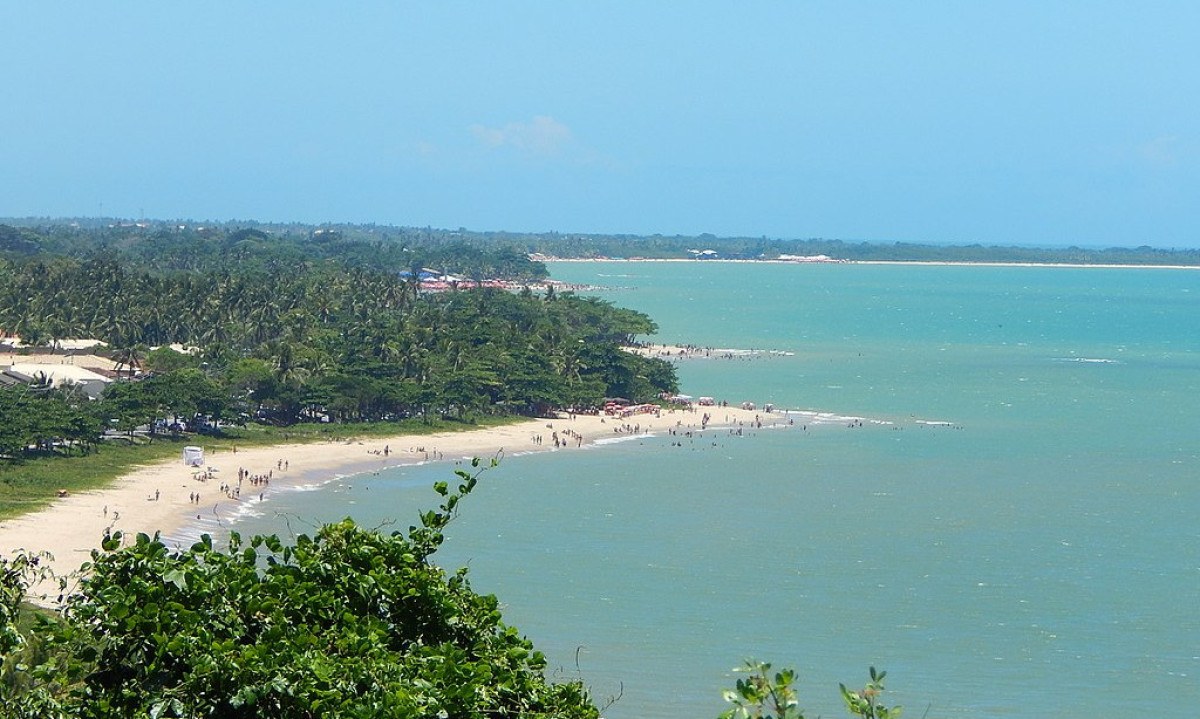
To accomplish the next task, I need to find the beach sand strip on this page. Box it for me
[1,404,795,598]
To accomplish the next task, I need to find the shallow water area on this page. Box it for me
[229,262,1200,718]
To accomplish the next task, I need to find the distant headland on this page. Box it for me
[3,217,1200,268]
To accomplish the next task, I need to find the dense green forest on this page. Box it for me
[0,223,677,465]
[0,222,547,280]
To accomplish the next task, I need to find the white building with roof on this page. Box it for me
[4,363,113,399]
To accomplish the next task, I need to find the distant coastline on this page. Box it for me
[542,256,1200,270]
[855,259,1200,270]
[8,219,1200,270]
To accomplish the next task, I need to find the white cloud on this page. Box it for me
[470,115,575,157]
[1137,135,1180,167]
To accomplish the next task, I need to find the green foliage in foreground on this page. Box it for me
[0,462,599,718]
[720,661,901,719]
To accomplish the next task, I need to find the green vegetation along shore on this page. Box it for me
[0,416,521,520]
[0,221,678,517]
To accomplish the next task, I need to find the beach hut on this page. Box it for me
[182,445,204,467]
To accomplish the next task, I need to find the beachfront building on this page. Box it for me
[2,363,113,399]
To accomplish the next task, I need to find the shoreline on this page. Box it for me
[1,403,803,598]
[543,257,1200,270]
[625,343,795,361]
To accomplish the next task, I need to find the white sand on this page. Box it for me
[625,344,784,359]
[545,257,1200,269]
[1,404,790,599]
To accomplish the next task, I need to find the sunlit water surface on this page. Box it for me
[224,262,1200,718]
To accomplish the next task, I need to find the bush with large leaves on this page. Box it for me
[4,463,598,719]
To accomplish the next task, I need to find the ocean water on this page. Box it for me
[231,262,1200,718]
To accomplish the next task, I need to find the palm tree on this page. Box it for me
[113,344,145,379]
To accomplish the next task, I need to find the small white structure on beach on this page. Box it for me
[182,446,204,467]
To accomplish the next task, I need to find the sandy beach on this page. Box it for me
[1,402,793,598]
[543,257,1200,270]
[625,343,796,360]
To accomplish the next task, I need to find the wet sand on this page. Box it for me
[1,403,794,599]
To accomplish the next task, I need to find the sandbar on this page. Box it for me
[542,257,1200,270]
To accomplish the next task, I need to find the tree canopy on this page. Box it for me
[0,246,676,465]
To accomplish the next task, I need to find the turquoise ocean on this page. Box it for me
[228,262,1200,717]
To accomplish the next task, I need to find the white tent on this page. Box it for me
[182,446,204,467]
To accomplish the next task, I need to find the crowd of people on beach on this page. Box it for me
[90,400,961,551]
[175,456,292,515]
[531,427,586,448]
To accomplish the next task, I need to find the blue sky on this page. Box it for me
[3,3,1198,247]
